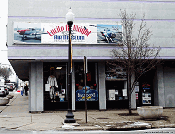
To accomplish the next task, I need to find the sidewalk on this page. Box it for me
[0,91,174,131]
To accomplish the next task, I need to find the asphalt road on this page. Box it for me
[0,128,175,134]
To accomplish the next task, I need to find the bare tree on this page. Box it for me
[0,66,13,81]
[107,10,161,114]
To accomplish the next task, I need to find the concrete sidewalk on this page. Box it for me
[0,91,175,131]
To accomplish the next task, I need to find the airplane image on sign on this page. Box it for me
[14,22,43,43]
[100,28,116,43]
[95,24,122,44]
[17,27,43,40]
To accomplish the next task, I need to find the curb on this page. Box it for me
[0,94,19,113]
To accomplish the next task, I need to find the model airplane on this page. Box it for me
[100,28,116,43]
[89,25,118,43]
[17,27,42,40]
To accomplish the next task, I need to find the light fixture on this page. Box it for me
[56,67,62,69]
[66,8,75,23]
[64,7,76,123]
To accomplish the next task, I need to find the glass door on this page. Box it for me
[43,62,68,110]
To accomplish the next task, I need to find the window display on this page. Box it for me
[105,63,128,101]
[76,86,98,101]
[142,93,151,104]
[43,63,67,103]
[141,83,152,105]
[75,62,98,102]
[107,89,115,100]
[106,65,127,81]
[47,75,58,100]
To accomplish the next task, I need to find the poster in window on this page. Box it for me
[87,72,91,81]
[142,93,151,104]
[136,93,138,99]
[135,86,139,92]
[45,84,50,91]
[76,86,98,101]
[122,89,127,96]
[115,90,118,95]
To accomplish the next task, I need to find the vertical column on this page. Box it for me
[157,65,165,107]
[29,64,31,111]
[131,73,136,109]
[98,62,106,110]
[72,62,75,111]
[153,69,158,106]
[36,62,43,111]
[95,63,98,90]
[29,63,36,112]
[29,62,43,112]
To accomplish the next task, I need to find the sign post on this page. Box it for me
[84,56,87,123]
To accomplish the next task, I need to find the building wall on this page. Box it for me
[7,0,175,59]
[164,66,175,107]
[153,64,175,108]
[8,0,175,109]
[29,62,44,112]
[98,62,106,110]
[157,65,165,107]
[153,68,158,106]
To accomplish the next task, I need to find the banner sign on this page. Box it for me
[76,86,98,101]
[42,23,97,44]
[14,22,122,44]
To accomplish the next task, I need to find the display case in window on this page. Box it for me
[106,67,127,81]
[106,65,128,101]
[107,89,115,100]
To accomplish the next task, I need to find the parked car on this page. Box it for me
[0,86,6,97]
[4,85,9,95]
[5,83,15,91]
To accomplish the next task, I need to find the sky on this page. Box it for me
[0,1,17,81]
[0,1,9,65]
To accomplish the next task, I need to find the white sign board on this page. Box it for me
[122,89,127,96]
[42,23,97,44]
[108,89,115,100]
[45,84,50,91]
[13,22,122,44]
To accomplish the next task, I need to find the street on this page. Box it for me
[0,128,175,134]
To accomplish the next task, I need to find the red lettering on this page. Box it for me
[84,29,88,36]
[86,31,91,37]
[47,31,53,36]
[79,27,83,34]
[77,26,80,32]
[50,29,57,35]
[46,24,92,37]
[61,26,64,31]
[81,27,86,34]
[66,25,69,31]
[56,26,60,32]
[83,29,91,37]
[76,25,79,32]
[73,25,77,31]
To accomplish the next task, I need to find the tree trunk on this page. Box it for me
[127,69,132,115]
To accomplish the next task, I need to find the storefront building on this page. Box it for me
[7,0,175,112]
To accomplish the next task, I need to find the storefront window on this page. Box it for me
[105,62,128,101]
[75,62,98,102]
[43,63,67,102]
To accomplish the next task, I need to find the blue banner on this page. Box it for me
[76,86,98,101]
